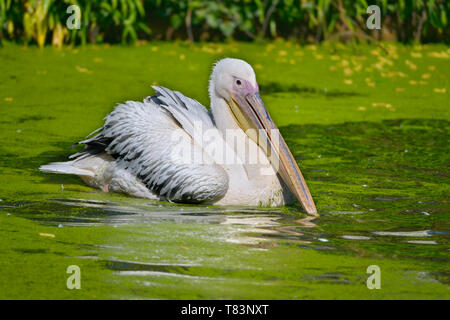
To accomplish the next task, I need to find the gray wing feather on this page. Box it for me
[149,86,216,136]
[72,87,228,203]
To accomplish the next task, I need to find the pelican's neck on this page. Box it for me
[210,92,240,134]
[209,90,276,177]
[209,90,283,200]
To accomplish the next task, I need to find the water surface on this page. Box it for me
[0,42,448,299]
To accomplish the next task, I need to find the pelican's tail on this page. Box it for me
[39,161,94,177]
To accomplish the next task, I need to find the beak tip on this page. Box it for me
[306,207,318,217]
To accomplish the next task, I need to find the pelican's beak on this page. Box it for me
[229,80,317,216]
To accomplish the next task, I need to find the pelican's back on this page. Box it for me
[40,87,229,203]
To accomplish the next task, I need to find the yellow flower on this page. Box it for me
[433,88,446,93]
[344,79,353,85]
[353,64,362,72]
[4,97,13,102]
[76,66,91,74]
[39,233,55,238]
[340,60,349,67]
[378,56,393,66]
[373,62,384,71]
[365,77,375,87]
[405,60,417,70]
[428,51,449,59]
[265,44,275,52]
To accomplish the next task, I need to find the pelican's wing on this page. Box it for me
[148,86,216,135]
[72,87,228,203]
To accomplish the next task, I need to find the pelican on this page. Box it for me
[40,58,317,215]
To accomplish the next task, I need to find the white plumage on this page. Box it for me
[41,58,317,212]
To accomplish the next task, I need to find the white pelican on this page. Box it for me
[40,58,317,215]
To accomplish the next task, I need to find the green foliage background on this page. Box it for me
[0,0,448,47]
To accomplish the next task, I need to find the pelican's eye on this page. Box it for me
[236,79,242,86]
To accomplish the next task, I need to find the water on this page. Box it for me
[1,119,448,299]
[0,42,448,299]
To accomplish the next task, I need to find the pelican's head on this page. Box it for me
[209,58,317,215]
[209,58,258,102]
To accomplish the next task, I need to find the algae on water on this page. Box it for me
[0,42,448,299]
